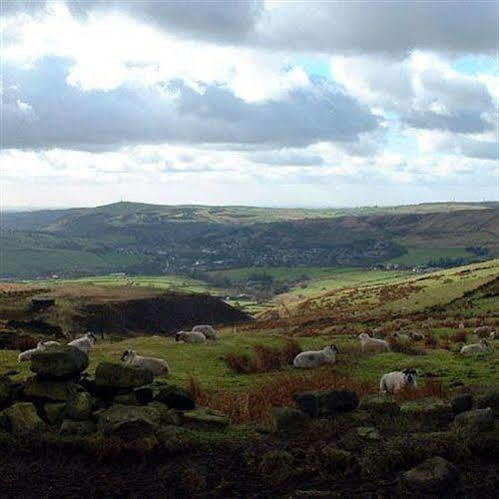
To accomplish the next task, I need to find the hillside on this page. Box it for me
[1,201,498,278]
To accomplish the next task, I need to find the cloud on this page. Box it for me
[247,150,325,166]
[2,57,378,151]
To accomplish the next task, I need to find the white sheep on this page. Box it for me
[175,330,207,344]
[474,326,493,335]
[358,333,389,352]
[192,324,219,341]
[68,332,97,355]
[17,340,61,362]
[379,368,418,394]
[293,345,339,368]
[120,349,170,376]
[460,339,491,355]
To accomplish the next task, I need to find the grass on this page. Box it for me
[387,247,472,266]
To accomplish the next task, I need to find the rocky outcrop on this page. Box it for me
[95,362,153,389]
[30,345,89,379]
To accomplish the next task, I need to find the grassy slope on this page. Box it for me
[1,260,497,401]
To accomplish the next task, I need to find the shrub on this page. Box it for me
[425,333,439,349]
[452,331,467,343]
[15,336,39,352]
[388,337,426,356]
[253,345,282,372]
[280,339,302,365]
[224,353,256,374]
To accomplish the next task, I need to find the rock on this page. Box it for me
[401,398,453,428]
[95,362,153,390]
[319,446,357,474]
[44,402,66,425]
[148,401,181,425]
[182,407,230,429]
[290,492,335,498]
[113,387,154,406]
[271,407,310,434]
[474,388,499,416]
[453,407,494,433]
[1,402,45,433]
[96,404,161,440]
[30,345,88,379]
[60,419,96,436]
[23,376,83,402]
[65,391,92,421]
[320,390,359,416]
[259,450,294,486]
[0,375,15,406]
[450,393,473,415]
[359,396,400,415]
[155,386,195,410]
[295,391,321,418]
[400,456,458,492]
[356,426,380,441]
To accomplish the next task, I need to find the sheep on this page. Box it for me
[460,339,491,355]
[17,340,61,362]
[474,326,495,338]
[490,331,496,340]
[175,330,207,344]
[380,368,418,394]
[293,345,339,369]
[120,349,170,376]
[68,332,97,355]
[358,332,389,352]
[192,324,219,341]
[408,332,425,341]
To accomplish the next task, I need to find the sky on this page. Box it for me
[1,0,498,208]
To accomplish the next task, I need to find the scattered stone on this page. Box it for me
[96,404,161,440]
[271,407,310,434]
[290,492,335,498]
[23,376,83,402]
[259,450,294,486]
[358,396,400,415]
[319,446,358,474]
[450,393,473,415]
[399,456,458,492]
[44,402,66,425]
[60,419,96,436]
[320,390,359,416]
[182,407,230,429]
[0,402,45,433]
[295,391,321,418]
[453,407,494,433]
[95,362,153,390]
[155,386,195,410]
[474,388,499,416]
[0,375,15,406]
[65,391,92,421]
[356,426,380,441]
[148,401,182,425]
[31,346,89,379]
[401,398,453,428]
[113,387,153,406]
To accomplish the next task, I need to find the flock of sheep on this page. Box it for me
[16,323,496,397]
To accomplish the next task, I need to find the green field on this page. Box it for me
[387,247,472,265]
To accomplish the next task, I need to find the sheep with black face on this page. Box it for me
[379,368,418,394]
[121,349,170,376]
[68,332,97,356]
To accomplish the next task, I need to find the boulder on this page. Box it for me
[474,388,499,416]
[319,446,358,474]
[399,456,458,492]
[60,419,96,436]
[148,401,181,426]
[23,376,83,402]
[450,393,473,415]
[295,391,321,418]
[453,407,494,433]
[95,362,153,390]
[320,390,359,416]
[271,407,310,434]
[96,404,162,440]
[259,450,294,486]
[1,402,45,433]
[44,402,66,425]
[113,387,154,406]
[155,386,195,410]
[356,426,381,441]
[182,407,230,429]
[0,375,15,406]
[65,391,92,421]
[30,346,88,379]
[401,398,453,428]
[359,396,400,415]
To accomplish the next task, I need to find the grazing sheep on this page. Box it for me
[121,349,170,376]
[358,333,389,352]
[409,332,425,341]
[68,332,97,355]
[380,368,418,394]
[192,324,219,341]
[460,339,492,355]
[175,330,207,344]
[17,340,61,362]
[474,326,494,336]
[293,345,339,368]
